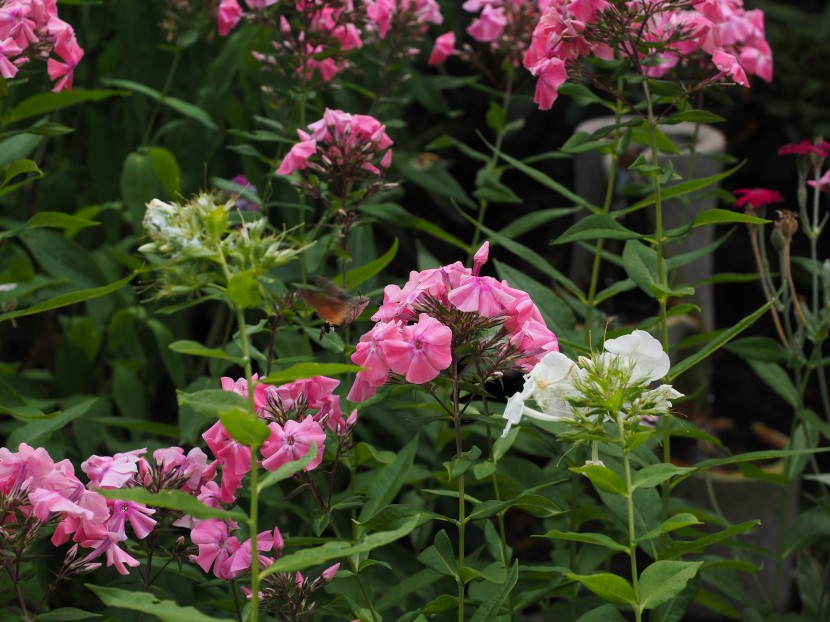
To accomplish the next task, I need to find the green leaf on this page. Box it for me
[572,464,627,496]
[554,214,643,245]
[667,300,771,380]
[360,203,469,252]
[497,208,581,240]
[2,158,41,188]
[394,159,477,210]
[746,359,799,407]
[260,516,421,578]
[1,89,127,125]
[633,464,695,489]
[635,513,701,544]
[168,339,244,363]
[0,273,134,323]
[263,362,364,384]
[417,530,459,580]
[375,569,442,612]
[421,595,459,615]
[480,135,600,212]
[469,560,519,622]
[473,167,522,204]
[103,79,218,130]
[219,406,269,450]
[8,397,97,452]
[145,147,181,197]
[34,608,101,621]
[359,437,418,522]
[342,238,398,289]
[227,270,261,308]
[724,336,788,363]
[95,487,246,522]
[573,604,628,622]
[663,520,759,560]
[622,163,743,215]
[565,572,637,607]
[663,110,726,124]
[87,585,228,622]
[692,209,769,227]
[258,442,317,493]
[539,529,630,553]
[176,388,248,419]
[120,151,158,226]
[0,211,99,240]
[623,240,659,295]
[638,561,703,610]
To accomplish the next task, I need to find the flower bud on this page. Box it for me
[775,209,799,242]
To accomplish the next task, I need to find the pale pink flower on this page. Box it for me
[28,488,93,523]
[226,531,274,576]
[448,275,516,317]
[530,57,568,111]
[221,373,270,412]
[712,49,748,86]
[322,562,340,581]
[261,416,327,472]
[189,519,241,578]
[467,4,507,42]
[81,449,145,489]
[383,313,453,384]
[107,500,157,540]
[807,169,830,194]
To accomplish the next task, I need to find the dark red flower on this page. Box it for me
[777,139,830,158]
[733,188,784,209]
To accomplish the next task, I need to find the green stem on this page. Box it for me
[453,358,466,622]
[236,307,261,622]
[584,84,625,344]
[642,82,672,521]
[618,416,642,622]
[469,72,514,262]
[142,47,181,147]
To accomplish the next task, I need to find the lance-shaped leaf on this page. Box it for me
[637,560,703,611]
[95,487,246,522]
[87,585,227,622]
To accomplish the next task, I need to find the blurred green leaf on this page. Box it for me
[1,89,127,125]
[219,406,269,450]
[87,585,229,622]
[103,79,218,130]
[554,214,643,245]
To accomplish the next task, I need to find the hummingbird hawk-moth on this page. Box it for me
[299,277,371,337]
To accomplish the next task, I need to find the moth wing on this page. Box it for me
[300,290,349,326]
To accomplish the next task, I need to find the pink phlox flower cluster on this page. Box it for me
[363,0,456,66]
[221,373,270,412]
[348,242,558,401]
[190,520,282,580]
[0,0,83,90]
[523,0,772,110]
[276,108,393,183]
[462,0,551,67]
[266,375,352,433]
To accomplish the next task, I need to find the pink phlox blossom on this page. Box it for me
[448,274,516,317]
[467,4,507,42]
[383,313,453,384]
[276,135,317,175]
[712,49,748,86]
[202,420,251,503]
[322,562,340,581]
[365,0,395,38]
[107,500,157,540]
[79,530,141,576]
[46,35,83,92]
[0,37,22,78]
[529,56,568,111]
[189,518,241,578]
[733,188,783,209]
[428,31,456,65]
[221,373,270,412]
[226,530,274,576]
[51,489,109,546]
[351,320,400,385]
[218,0,243,36]
[28,488,94,523]
[261,416,327,472]
[244,0,280,8]
[81,449,145,489]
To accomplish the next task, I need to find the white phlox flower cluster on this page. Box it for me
[502,330,683,437]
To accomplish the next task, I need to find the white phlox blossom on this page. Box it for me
[502,351,579,436]
[602,329,670,382]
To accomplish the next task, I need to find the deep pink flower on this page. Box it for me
[47,36,83,92]
[261,416,327,472]
[221,373,270,412]
[189,519,240,578]
[733,188,784,209]
[448,275,516,317]
[218,0,243,36]
[383,313,452,384]
[712,49,748,86]
[428,31,456,65]
[276,137,317,175]
[530,57,568,111]
[778,140,830,158]
[226,530,274,576]
[202,421,251,503]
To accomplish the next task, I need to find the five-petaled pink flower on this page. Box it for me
[261,416,327,472]
[383,313,453,384]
